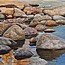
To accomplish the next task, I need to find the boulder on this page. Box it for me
[3,25,25,40]
[14,48,33,60]
[45,20,57,26]
[0,45,11,55]
[36,34,65,60]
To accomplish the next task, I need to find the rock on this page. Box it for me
[53,15,65,20]
[24,7,42,15]
[40,20,46,25]
[0,13,5,19]
[44,29,55,33]
[0,45,11,55]
[56,20,65,25]
[36,34,65,60]
[16,18,25,23]
[0,37,17,49]
[34,14,43,21]
[45,20,57,26]
[24,6,33,15]
[16,23,28,29]
[0,22,12,36]
[35,24,47,31]
[36,33,65,49]
[29,37,36,46]
[43,5,65,16]
[29,20,39,27]
[14,8,26,17]
[24,27,38,38]
[3,25,25,40]
[14,48,33,60]
[42,15,52,20]
[27,57,48,65]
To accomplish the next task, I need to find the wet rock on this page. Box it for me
[42,15,52,20]
[56,20,65,25]
[0,45,11,55]
[35,24,47,31]
[44,29,55,33]
[0,37,17,49]
[27,57,48,65]
[24,27,38,38]
[53,15,65,20]
[36,34,65,60]
[45,20,57,26]
[3,25,25,40]
[14,48,33,60]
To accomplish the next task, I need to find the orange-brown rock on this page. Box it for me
[45,20,57,26]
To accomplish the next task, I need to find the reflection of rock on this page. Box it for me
[0,45,11,55]
[14,48,33,60]
[36,34,65,60]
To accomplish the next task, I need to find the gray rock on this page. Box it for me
[0,13,5,19]
[36,33,65,49]
[27,57,48,65]
[14,48,33,60]
[0,37,17,49]
[53,15,65,20]
[56,20,65,25]
[0,45,11,55]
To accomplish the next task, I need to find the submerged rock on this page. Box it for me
[14,48,33,60]
[0,45,11,55]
